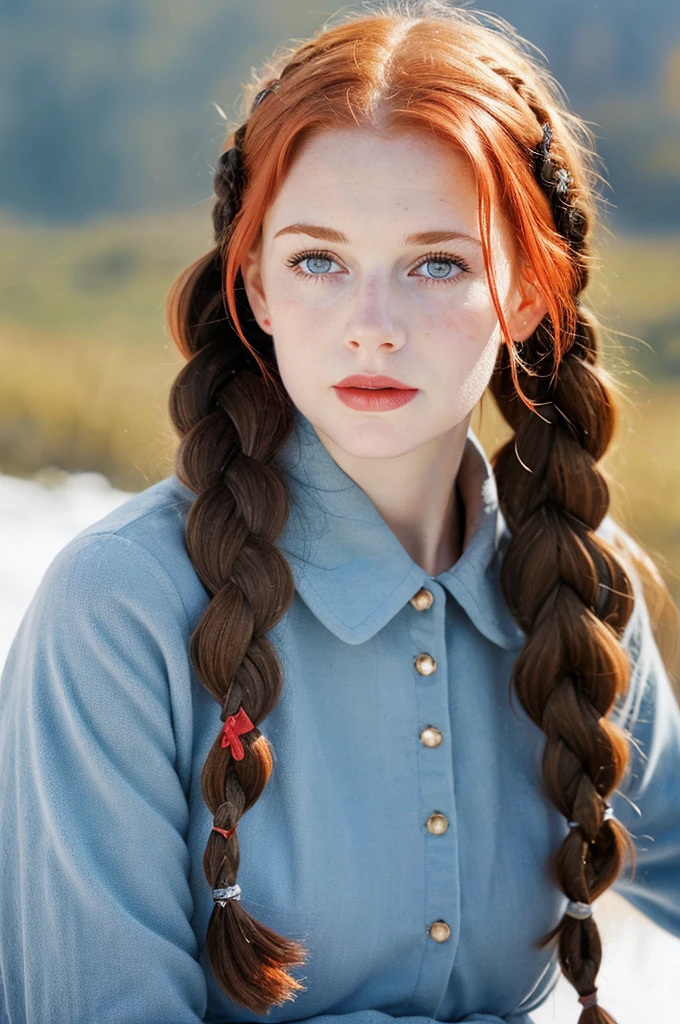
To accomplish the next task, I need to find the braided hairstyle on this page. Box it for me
[166,78,309,1016]
[481,63,639,1021]
[164,1,674,1018]
[490,122,636,1023]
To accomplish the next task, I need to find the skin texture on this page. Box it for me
[242,128,547,575]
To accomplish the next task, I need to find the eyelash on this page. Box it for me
[284,248,472,285]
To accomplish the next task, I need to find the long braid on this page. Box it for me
[166,84,308,1015]
[488,85,637,1023]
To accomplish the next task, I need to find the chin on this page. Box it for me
[315,414,429,461]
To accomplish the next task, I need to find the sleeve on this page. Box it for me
[0,533,208,1024]
[609,570,680,937]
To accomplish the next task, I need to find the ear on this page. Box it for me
[505,266,549,343]
[241,240,273,335]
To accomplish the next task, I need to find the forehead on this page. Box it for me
[262,127,481,237]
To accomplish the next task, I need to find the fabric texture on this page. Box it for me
[0,404,678,1024]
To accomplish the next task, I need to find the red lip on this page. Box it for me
[334,374,414,389]
[332,374,419,412]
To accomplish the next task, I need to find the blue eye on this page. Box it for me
[427,260,454,278]
[411,255,470,283]
[285,249,343,281]
[303,256,334,275]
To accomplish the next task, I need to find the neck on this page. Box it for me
[313,418,470,577]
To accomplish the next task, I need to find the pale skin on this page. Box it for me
[242,127,547,576]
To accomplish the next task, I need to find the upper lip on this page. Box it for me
[333,374,416,390]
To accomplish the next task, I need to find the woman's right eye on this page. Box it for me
[301,256,335,275]
[285,250,345,281]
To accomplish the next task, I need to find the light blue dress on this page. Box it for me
[0,405,678,1024]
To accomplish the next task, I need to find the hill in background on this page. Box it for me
[0,0,679,230]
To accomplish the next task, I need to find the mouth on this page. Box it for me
[332,379,419,412]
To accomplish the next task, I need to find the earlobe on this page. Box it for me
[241,248,273,336]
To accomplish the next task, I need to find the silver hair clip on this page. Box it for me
[539,121,553,160]
[567,803,614,829]
[212,884,242,907]
[251,82,279,112]
[565,899,593,920]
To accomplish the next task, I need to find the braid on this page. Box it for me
[167,83,309,1015]
[488,85,637,1024]
[212,123,247,240]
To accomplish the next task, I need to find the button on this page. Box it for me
[414,653,437,676]
[426,812,449,834]
[420,726,443,748]
[429,920,451,942]
[410,587,434,611]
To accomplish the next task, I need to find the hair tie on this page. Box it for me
[212,884,242,907]
[221,707,255,759]
[212,824,237,841]
[565,900,593,920]
[568,803,614,830]
[578,989,599,1009]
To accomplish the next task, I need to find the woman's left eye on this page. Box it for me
[411,253,471,284]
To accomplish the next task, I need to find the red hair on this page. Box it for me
[220,6,590,406]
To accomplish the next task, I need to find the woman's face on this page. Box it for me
[242,127,546,460]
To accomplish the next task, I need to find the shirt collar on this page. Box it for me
[274,405,527,650]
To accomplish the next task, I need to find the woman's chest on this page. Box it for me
[187,585,564,1022]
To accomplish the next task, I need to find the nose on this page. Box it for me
[344,272,405,354]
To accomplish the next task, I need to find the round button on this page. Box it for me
[414,653,437,676]
[410,587,434,611]
[420,726,443,748]
[426,812,449,835]
[429,920,451,942]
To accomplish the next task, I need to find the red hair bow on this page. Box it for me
[212,824,237,841]
[221,706,254,760]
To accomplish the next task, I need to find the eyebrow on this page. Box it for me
[272,223,482,247]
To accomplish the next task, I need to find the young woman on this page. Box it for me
[1,3,678,1023]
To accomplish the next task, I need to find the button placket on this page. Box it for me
[405,580,460,1004]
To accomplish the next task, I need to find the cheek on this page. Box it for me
[268,291,329,348]
[266,295,332,397]
[267,274,332,327]
[457,329,502,410]
[423,286,503,411]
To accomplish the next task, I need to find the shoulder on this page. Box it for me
[25,474,207,642]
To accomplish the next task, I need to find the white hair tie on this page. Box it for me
[567,803,614,830]
[212,884,242,907]
[565,900,593,920]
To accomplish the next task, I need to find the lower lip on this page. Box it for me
[333,386,419,411]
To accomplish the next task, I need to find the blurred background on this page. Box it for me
[1,1,679,1020]
[1,0,680,591]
